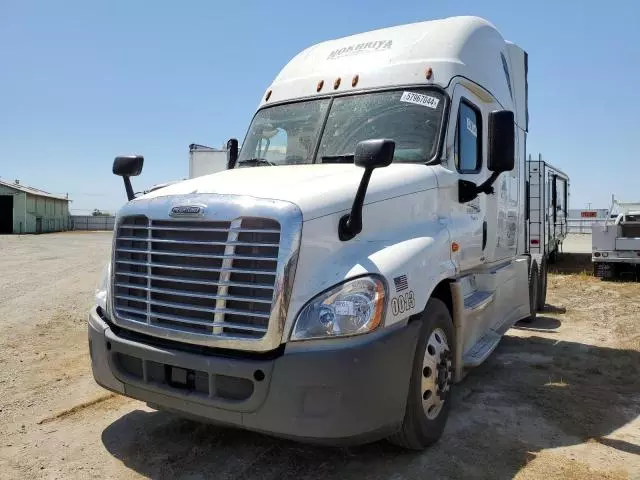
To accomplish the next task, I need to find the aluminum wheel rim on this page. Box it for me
[421,327,452,420]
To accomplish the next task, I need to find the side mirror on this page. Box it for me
[339,139,394,241]
[459,110,515,204]
[354,139,395,169]
[113,155,144,177]
[487,110,515,173]
[113,155,144,201]
[227,138,239,169]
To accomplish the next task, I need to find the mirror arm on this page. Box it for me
[476,171,500,195]
[123,177,135,201]
[227,139,239,169]
[339,168,374,241]
[458,171,501,203]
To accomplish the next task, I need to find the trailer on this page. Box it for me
[592,198,640,280]
[188,144,228,178]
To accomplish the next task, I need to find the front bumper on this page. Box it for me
[88,307,419,445]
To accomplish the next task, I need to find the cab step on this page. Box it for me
[462,330,501,368]
[463,290,494,312]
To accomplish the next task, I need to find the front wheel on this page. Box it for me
[388,298,454,450]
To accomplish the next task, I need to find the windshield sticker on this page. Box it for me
[400,92,440,109]
[466,117,478,137]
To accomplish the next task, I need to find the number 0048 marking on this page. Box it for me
[391,291,415,315]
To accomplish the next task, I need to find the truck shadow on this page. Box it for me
[101,335,640,479]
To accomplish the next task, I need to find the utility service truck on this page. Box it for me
[593,198,640,280]
[526,154,570,308]
[90,16,544,449]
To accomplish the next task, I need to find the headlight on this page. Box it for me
[291,276,386,341]
[95,261,111,312]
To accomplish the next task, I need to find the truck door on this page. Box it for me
[449,84,516,270]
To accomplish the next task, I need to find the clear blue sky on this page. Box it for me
[1,0,638,214]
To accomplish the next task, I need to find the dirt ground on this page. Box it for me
[0,232,638,479]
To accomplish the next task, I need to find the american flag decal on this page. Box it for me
[393,275,409,292]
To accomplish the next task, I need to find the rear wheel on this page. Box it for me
[537,257,548,311]
[388,298,454,450]
[521,261,539,323]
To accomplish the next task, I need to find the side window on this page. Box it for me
[454,101,482,173]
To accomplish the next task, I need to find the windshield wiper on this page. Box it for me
[237,158,276,167]
[321,154,354,164]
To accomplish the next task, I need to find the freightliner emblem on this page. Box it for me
[170,205,205,217]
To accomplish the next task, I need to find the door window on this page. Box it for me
[455,101,482,173]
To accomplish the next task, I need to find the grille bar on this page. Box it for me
[115,282,273,304]
[117,236,278,247]
[114,271,275,290]
[113,215,280,341]
[120,224,280,235]
[115,259,276,275]
[116,247,277,262]
[115,309,268,333]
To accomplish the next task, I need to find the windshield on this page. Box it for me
[237,88,445,167]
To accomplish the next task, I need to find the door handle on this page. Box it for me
[482,220,487,250]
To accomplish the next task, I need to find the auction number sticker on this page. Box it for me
[400,92,440,109]
[391,291,415,316]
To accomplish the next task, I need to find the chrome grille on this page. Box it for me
[113,215,281,339]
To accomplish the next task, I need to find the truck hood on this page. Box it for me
[137,163,439,221]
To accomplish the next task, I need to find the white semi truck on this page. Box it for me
[90,16,544,449]
[526,155,570,308]
[592,198,640,280]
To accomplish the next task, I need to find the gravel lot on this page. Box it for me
[1,232,639,479]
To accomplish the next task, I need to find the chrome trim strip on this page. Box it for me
[214,218,241,334]
[110,193,302,352]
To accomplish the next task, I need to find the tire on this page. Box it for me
[388,298,454,450]
[521,261,539,323]
[537,257,548,311]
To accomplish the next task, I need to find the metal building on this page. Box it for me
[0,179,71,234]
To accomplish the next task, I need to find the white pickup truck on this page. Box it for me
[90,16,543,449]
[593,200,640,280]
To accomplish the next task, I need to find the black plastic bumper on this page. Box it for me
[89,308,419,445]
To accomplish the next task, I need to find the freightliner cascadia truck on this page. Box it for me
[90,16,543,449]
